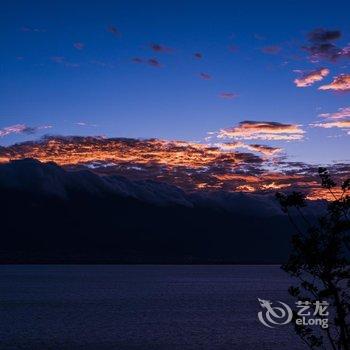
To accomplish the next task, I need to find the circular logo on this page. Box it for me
[257,298,293,328]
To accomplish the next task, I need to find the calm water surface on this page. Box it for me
[0,265,306,350]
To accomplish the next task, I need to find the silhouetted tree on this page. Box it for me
[276,168,350,350]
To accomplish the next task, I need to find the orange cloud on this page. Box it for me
[0,136,348,200]
[319,74,350,91]
[217,121,305,141]
[294,68,329,87]
[0,136,263,168]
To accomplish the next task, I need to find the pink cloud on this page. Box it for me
[294,68,329,87]
[217,121,305,141]
[319,107,350,119]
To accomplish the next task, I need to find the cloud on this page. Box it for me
[294,68,329,87]
[254,34,266,41]
[0,136,263,167]
[76,122,98,127]
[90,60,115,69]
[319,106,350,119]
[107,26,121,37]
[51,56,65,63]
[20,26,46,33]
[318,74,350,91]
[0,124,52,137]
[147,58,162,67]
[0,135,348,199]
[247,144,283,155]
[131,57,162,68]
[150,43,172,53]
[132,57,143,64]
[308,28,341,42]
[217,121,305,141]
[217,142,282,156]
[50,56,80,68]
[303,28,350,62]
[261,45,281,54]
[64,62,80,68]
[73,42,85,50]
[219,92,237,99]
[199,72,212,80]
[228,45,238,53]
[311,120,350,131]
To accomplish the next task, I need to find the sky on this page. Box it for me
[1,0,350,195]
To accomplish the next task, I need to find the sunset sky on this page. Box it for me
[1,0,350,196]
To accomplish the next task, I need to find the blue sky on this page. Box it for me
[1,0,350,164]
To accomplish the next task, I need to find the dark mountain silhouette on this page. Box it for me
[0,159,322,264]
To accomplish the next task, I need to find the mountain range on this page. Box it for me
[0,159,324,264]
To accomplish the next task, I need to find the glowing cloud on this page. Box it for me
[294,68,329,87]
[0,136,348,199]
[217,121,305,141]
[319,74,350,91]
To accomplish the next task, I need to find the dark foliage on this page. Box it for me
[276,168,350,349]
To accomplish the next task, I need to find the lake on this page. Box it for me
[0,265,306,349]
